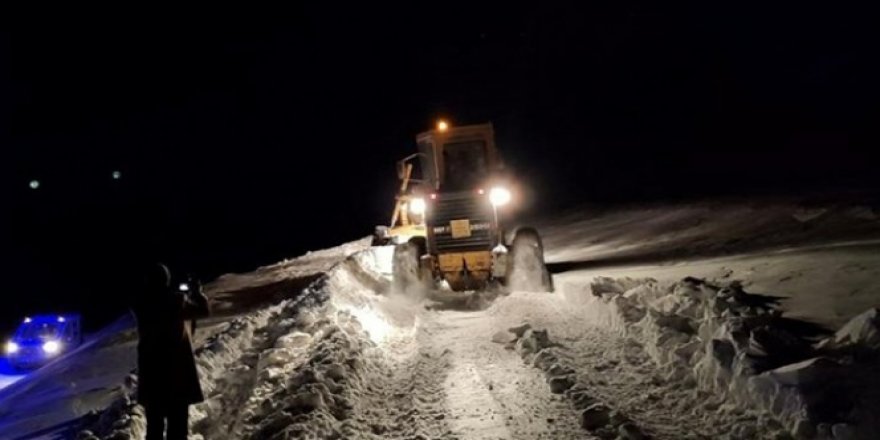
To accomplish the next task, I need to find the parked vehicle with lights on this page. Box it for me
[4,314,83,370]
[379,121,552,294]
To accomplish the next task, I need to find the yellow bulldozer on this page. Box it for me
[375,121,552,294]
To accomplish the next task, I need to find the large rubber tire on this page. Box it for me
[506,227,553,292]
[392,237,430,294]
[409,236,427,256]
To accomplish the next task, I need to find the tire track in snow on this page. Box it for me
[353,322,455,438]
[443,360,514,438]
[422,311,586,439]
[487,289,777,439]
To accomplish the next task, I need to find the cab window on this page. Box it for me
[442,140,488,191]
[19,323,60,340]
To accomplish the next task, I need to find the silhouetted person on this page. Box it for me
[131,263,210,440]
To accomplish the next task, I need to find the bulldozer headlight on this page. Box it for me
[410,198,426,215]
[489,187,511,207]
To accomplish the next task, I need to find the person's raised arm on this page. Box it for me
[182,278,211,319]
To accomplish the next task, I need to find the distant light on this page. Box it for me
[179,283,190,292]
[477,188,485,195]
[430,193,438,200]
[24,317,32,323]
[29,180,40,190]
[57,316,66,323]
[5,341,18,354]
[489,187,512,207]
[112,171,122,180]
[42,340,61,355]
[437,120,449,132]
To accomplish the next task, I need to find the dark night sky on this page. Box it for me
[1,3,876,328]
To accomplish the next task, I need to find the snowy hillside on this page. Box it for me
[539,201,880,328]
[4,200,880,439]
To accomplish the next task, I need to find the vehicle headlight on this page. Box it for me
[489,187,512,207]
[409,198,426,215]
[42,340,61,355]
[5,341,18,354]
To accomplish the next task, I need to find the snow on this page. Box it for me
[540,201,880,267]
[0,357,25,391]
[6,200,880,439]
[554,273,880,439]
[540,201,880,329]
[826,308,880,350]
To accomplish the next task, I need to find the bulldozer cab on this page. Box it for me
[416,123,502,192]
[385,120,552,294]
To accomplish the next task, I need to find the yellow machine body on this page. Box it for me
[384,122,508,292]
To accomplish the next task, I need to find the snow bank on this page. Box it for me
[78,243,414,440]
[823,308,880,351]
[584,276,880,439]
[192,245,426,439]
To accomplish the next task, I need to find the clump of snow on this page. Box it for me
[590,276,658,297]
[824,308,880,351]
[585,275,880,439]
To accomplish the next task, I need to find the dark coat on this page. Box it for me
[132,280,210,408]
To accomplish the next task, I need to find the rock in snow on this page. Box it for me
[508,322,533,338]
[491,329,518,344]
[579,403,611,430]
[548,375,575,394]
